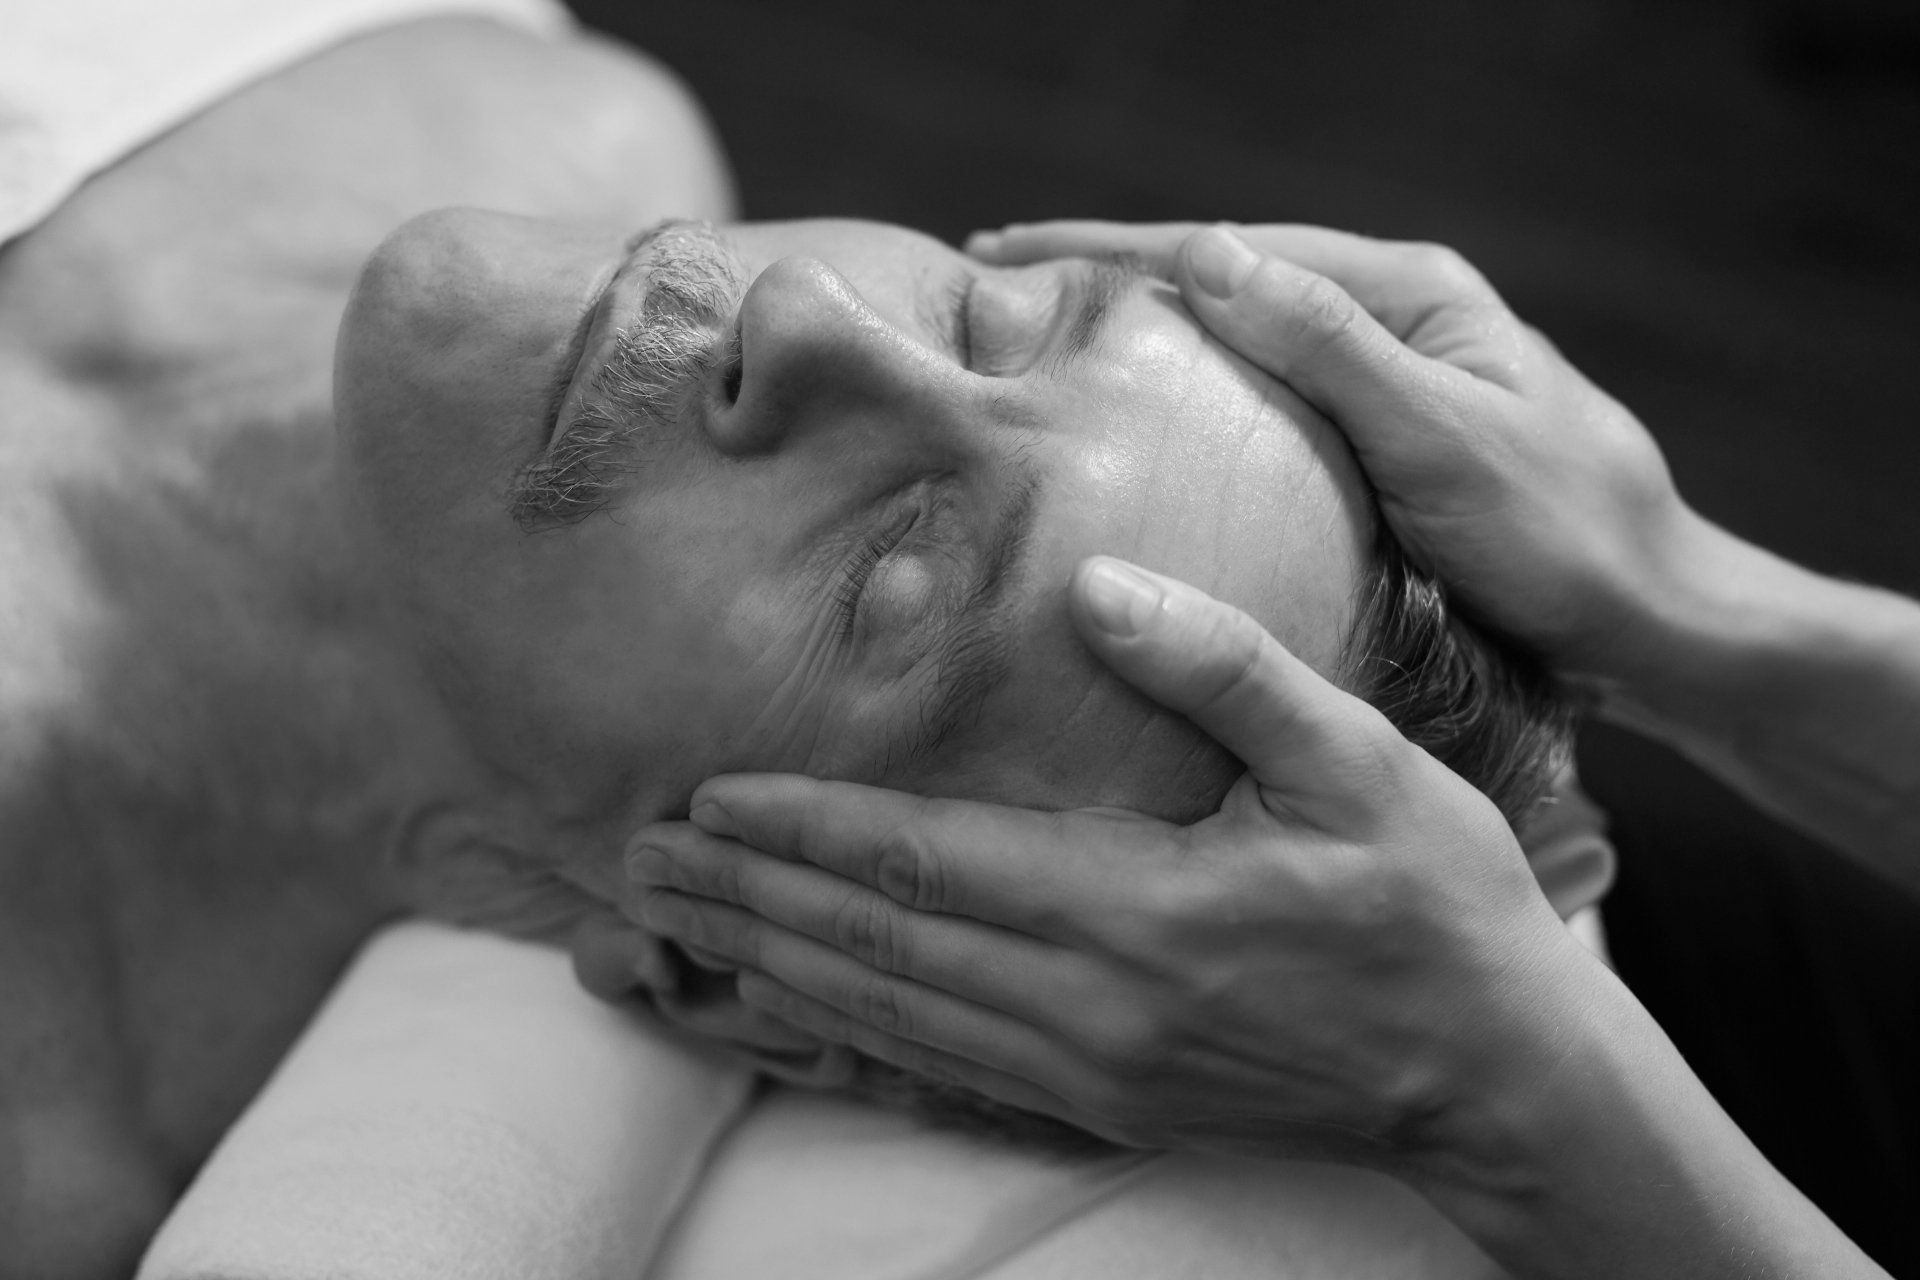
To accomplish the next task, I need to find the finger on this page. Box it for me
[633,859,1139,1050]
[967,220,1203,272]
[1192,225,1512,337]
[670,776,1169,938]
[645,886,1121,1128]
[1182,225,1530,391]
[1068,556,1409,827]
[652,981,832,1059]
[970,221,1517,347]
[569,913,676,1002]
[638,889,1111,1110]
[733,972,1129,1143]
[967,221,1399,284]
[1177,229,1509,458]
[626,825,1102,1016]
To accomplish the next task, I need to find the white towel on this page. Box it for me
[137,922,753,1280]
[140,920,1506,1280]
[0,0,570,244]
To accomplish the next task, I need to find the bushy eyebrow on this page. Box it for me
[509,224,740,531]
[891,459,1041,768]
[1055,253,1150,369]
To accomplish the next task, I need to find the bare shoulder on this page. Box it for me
[0,17,737,1274]
[1,16,733,405]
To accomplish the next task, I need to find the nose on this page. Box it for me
[702,256,962,458]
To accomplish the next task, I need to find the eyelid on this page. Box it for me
[831,503,919,642]
[955,270,1069,379]
[946,272,976,371]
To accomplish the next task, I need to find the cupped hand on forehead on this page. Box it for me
[970,220,1700,689]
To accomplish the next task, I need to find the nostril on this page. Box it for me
[720,322,744,405]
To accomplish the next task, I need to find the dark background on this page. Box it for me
[572,0,1919,1269]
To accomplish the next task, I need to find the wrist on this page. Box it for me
[1563,510,1808,732]
[1391,936,1886,1279]
[1388,927,1621,1205]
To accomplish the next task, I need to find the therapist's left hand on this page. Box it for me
[619,557,1597,1168]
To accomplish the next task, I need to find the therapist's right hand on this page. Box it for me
[974,221,1703,686]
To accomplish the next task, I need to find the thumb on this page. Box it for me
[1177,225,1478,467]
[1068,557,1407,828]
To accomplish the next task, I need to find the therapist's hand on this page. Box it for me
[620,556,1591,1167]
[973,220,1704,686]
[571,910,858,1089]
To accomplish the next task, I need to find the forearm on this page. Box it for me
[1587,512,1920,889]
[1410,953,1890,1280]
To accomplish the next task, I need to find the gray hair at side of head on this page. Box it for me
[1337,525,1574,832]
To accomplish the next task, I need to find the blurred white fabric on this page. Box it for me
[141,921,1507,1280]
[0,0,569,244]
[136,922,753,1280]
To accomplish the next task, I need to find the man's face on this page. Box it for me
[335,215,1369,894]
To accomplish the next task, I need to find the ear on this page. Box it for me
[568,907,856,1087]
[571,908,677,1002]
[386,805,602,942]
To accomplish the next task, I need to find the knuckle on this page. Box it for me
[898,1045,966,1090]
[870,813,948,912]
[1278,271,1360,357]
[830,892,910,973]
[708,847,748,905]
[847,975,914,1039]
[1187,607,1269,708]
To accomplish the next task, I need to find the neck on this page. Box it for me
[0,405,501,1190]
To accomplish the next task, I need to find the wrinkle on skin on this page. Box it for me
[738,599,858,781]
[337,216,1373,892]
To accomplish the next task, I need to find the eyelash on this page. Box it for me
[832,510,917,641]
[947,274,975,370]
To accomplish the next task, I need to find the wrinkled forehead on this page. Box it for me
[1026,271,1373,658]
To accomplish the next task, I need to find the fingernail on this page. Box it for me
[1188,225,1260,298]
[625,843,672,884]
[689,800,739,838]
[1082,560,1162,637]
[963,229,1004,258]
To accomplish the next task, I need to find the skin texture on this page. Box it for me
[622,221,1896,1280]
[334,215,1375,905]
[0,18,732,1278]
[982,221,1920,893]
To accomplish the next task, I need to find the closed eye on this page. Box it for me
[832,506,918,641]
[946,272,976,371]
